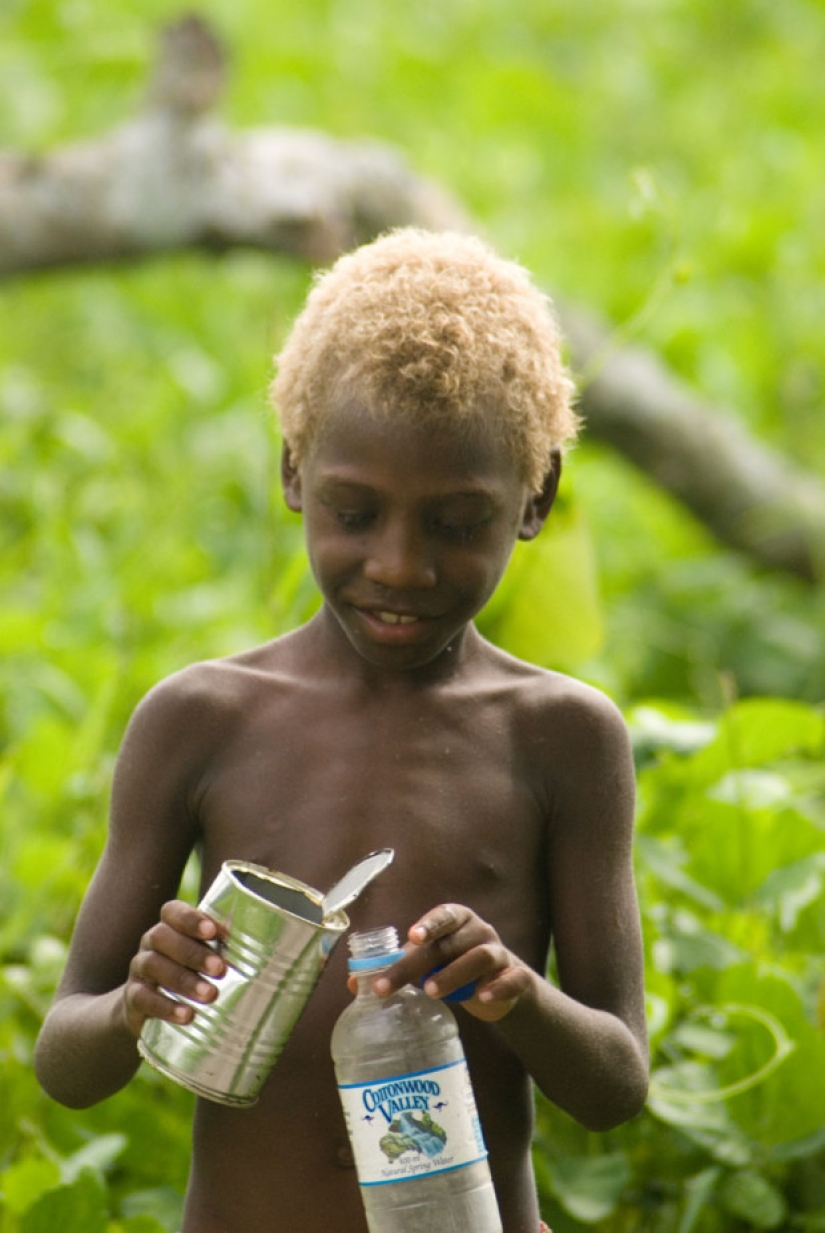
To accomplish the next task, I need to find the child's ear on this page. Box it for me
[518,449,561,541]
[281,444,303,512]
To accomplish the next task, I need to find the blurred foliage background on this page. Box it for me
[1,1,824,1230]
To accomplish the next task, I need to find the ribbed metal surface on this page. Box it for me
[139,861,348,1105]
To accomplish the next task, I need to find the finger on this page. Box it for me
[126,978,196,1034]
[160,899,225,943]
[420,941,509,1000]
[422,964,477,1003]
[131,948,221,1004]
[376,908,494,996]
[410,909,499,969]
[408,904,474,947]
[469,963,534,1022]
[371,942,430,995]
[140,919,226,979]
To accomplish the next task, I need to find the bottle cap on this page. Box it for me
[348,948,406,972]
[347,926,404,972]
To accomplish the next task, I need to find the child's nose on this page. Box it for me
[363,520,437,589]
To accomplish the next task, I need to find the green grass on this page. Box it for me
[2,2,824,1228]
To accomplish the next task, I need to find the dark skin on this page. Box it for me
[35,396,648,1233]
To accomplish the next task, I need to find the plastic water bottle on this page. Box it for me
[331,926,503,1233]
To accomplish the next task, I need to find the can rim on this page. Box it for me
[221,860,350,932]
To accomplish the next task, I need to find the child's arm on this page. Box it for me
[373,688,649,1132]
[34,672,226,1108]
[390,901,647,1132]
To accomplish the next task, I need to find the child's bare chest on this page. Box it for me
[193,684,550,957]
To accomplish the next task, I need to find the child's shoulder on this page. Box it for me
[481,641,629,748]
[128,634,299,733]
[477,646,633,813]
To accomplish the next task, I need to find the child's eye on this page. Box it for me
[431,518,488,543]
[335,509,374,531]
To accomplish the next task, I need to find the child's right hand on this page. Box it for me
[123,900,227,1037]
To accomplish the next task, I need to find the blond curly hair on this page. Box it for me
[271,228,579,490]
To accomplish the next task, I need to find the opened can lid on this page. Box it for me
[322,848,395,918]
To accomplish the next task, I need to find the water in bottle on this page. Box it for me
[331,926,503,1233]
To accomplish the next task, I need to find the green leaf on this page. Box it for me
[720,1169,788,1229]
[120,1187,185,1230]
[648,1061,732,1131]
[61,1133,127,1183]
[637,834,725,911]
[670,1021,736,1061]
[692,700,825,784]
[754,851,825,933]
[653,916,746,975]
[710,967,825,1142]
[629,705,717,759]
[769,1123,825,1163]
[678,1167,722,1233]
[708,768,791,810]
[478,496,603,668]
[20,1171,108,1233]
[544,1152,631,1223]
[0,1158,62,1215]
[651,1002,796,1111]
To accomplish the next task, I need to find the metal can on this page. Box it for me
[138,860,350,1106]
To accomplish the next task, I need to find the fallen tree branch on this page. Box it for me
[0,117,468,273]
[565,306,825,582]
[0,17,469,274]
[1,15,822,582]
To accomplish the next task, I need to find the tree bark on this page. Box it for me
[564,306,825,582]
[1,16,822,582]
[0,112,468,274]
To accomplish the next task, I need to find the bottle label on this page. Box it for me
[337,1058,489,1187]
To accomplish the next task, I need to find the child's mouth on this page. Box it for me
[353,607,433,644]
[375,612,420,626]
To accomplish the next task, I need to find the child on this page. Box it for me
[35,229,649,1233]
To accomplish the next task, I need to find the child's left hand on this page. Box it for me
[350,905,534,1022]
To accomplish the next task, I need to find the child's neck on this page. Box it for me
[307,607,484,693]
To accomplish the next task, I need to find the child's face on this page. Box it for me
[283,393,552,673]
